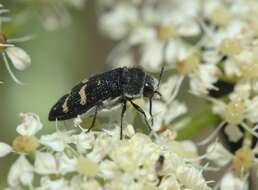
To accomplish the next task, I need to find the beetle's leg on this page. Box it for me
[120,100,127,140]
[86,105,99,133]
[129,100,152,132]
[149,97,153,126]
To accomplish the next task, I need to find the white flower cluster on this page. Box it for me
[0,113,210,190]
[97,0,258,189]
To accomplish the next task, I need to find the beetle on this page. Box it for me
[48,67,162,139]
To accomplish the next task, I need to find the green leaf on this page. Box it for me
[176,107,221,140]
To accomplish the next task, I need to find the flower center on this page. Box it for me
[176,54,200,75]
[224,101,245,126]
[238,55,258,79]
[219,38,242,57]
[76,157,99,177]
[233,147,254,174]
[156,25,177,41]
[12,135,39,154]
[208,6,231,27]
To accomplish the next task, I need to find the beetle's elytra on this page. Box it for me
[48,67,161,139]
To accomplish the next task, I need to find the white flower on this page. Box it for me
[150,100,187,131]
[176,166,210,190]
[159,76,178,101]
[5,47,31,71]
[220,172,249,190]
[36,177,69,190]
[140,40,163,72]
[128,26,156,45]
[140,39,188,72]
[189,64,220,96]
[8,155,34,187]
[58,153,77,174]
[224,125,243,142]
[159,175,180,190]
[34,151,76,175]
[0,142,12,157]
[40,130,72,152]
[99,160,118,180]
[16,112,43,136]
[207,142,233,167]
[71,132,95,153]
[211,93,258,142]
[245,96,258,123]
[229,81,251,101]
[34,151,57,175]
[99,4,138,40]
[81,179,103,190]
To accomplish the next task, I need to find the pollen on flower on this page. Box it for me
[208,6,230,27]
[224,101,245,126]
[219,38,242,57]
[12,135,38,154]
[156,25,177,41]
[232,147,254,174]
[176,54,200,75]
[237,57,258,79]
[76,157,99,177]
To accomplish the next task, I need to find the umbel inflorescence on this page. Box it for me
[0,113,210,190]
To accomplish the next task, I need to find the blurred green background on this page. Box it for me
[0,1,113,186]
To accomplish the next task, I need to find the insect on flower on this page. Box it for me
[49,67,163,139]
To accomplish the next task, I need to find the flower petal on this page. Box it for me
[220,172,249,190]
[34,151,57,175]
[16,112,43,136]
[207,142,233,167]
[0,142,12,157]
[5,47,31,71]
[8,155,34,187]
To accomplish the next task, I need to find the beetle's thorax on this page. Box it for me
[120,67,145,98]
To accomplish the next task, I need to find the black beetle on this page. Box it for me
[48,67,162,139]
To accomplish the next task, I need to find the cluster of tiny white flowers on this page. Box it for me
[97,0,258,189]
[0,113,210,190]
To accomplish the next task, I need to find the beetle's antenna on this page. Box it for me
[157,64,164,89]
[157,42,169,89]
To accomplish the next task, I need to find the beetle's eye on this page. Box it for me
[143,83,154,97]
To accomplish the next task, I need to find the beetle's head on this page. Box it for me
[143,75,161,98]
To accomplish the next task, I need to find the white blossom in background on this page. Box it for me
[206,141,257,190]
[98,0,203,71]
[25,0,86,31]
